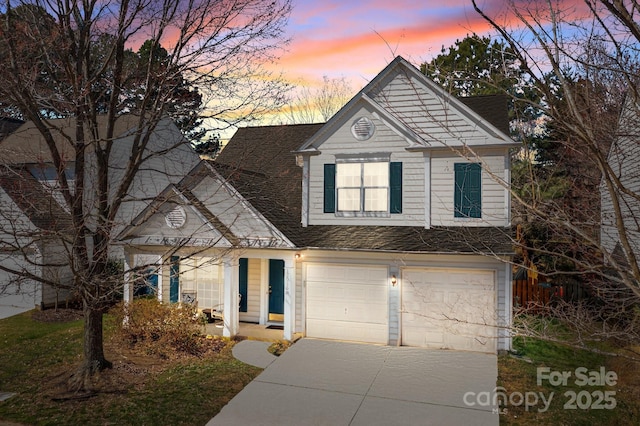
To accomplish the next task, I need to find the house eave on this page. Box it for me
[297,246,515,256]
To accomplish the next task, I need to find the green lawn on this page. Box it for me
[498,336,639,425]
[0,311,261,426]
[2,311,639,425]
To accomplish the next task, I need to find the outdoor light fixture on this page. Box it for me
[391,275,397,286]
[295,253,302,260]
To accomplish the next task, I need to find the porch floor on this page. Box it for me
[204,321,299,341]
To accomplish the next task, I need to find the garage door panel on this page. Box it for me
[401,268,496,353]
[306,264,388,344]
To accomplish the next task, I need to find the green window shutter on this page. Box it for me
[390,162,402,214]
[324,164,336,213]
[467,163,482,218]
[454,163,482,218]
[239,258,248,312]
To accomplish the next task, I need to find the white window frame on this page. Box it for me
[335,153,390,218]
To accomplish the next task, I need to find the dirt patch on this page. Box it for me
[42,333,233,403]
[31,308,83,323]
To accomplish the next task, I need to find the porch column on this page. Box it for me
[123,252,134,303]
[283,256,295,341]
[222,254,240,337]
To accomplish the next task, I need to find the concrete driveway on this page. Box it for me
[209,339,498,426]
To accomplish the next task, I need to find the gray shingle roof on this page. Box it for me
[214,105,514,255]
[0,166,73,234]
[0,117,23,141]
[459,95,510,136]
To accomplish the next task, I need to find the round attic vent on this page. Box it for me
[351,116,375,141]
[165,206,186,229]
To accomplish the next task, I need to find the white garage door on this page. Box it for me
[0,256,39,319]
[402,268,496,353]
[306,264,388,344]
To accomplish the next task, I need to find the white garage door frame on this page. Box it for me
[400,267,497,353]
[304,263,389,344]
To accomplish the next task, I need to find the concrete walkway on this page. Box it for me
[232,340,277,368]
[210,339,498,426]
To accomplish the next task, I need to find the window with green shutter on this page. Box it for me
[323,161,402,215]
[454,163,481,218]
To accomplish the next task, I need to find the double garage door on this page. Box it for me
[306,264,388,344]
[402,268,496,353]
[0,255,39,319]
[305,264,496,353]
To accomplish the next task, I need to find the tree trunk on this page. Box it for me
[69,303,112,391]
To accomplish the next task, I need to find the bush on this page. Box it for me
[113,299,208,357]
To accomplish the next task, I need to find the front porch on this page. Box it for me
[124,249,299,341]
[205,321,302,342]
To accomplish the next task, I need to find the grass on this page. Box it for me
[3,310,639,425]
[498,336,640,425]
[0,311,261,426]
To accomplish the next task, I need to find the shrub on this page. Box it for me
[113,299,208,357]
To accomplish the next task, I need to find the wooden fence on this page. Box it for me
[513,277,589,310]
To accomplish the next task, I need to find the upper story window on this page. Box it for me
[454,163,482,218]
[324,156,402,216]
[27,163,75,182]
[337,162,388,212]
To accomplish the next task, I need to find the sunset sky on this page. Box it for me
[275,0,507,89]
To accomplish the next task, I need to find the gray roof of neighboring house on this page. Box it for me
[0,117,24,141]
[214,98,514,255]
[0,166,73,234]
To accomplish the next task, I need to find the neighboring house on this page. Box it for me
[0,115,201,316]
[601,95,640,267]
[120,56,517,353]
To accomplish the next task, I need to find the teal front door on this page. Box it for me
[268,259,285,321]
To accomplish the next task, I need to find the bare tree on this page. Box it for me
[0,0,291,389]
[468,0,640,346]
[284,75,353,124]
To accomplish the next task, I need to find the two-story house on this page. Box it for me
[121,56,516,353]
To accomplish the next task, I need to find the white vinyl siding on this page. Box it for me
[369,71,506,145]
[601,101,640,257]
